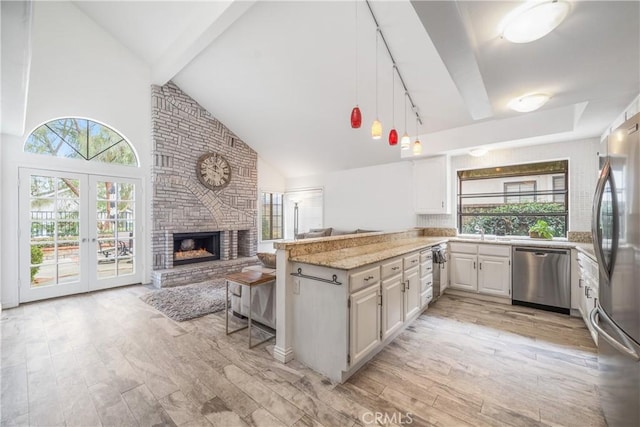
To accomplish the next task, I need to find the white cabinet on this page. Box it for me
[381,273,404,340]
[477,255,511,297]
[420,249,434,308]
[404,267,421,319]
[413,156,450,214]
[449,242,511,298]
[349,284,381,366]
[576,251,599,345]
[450,252,478,291]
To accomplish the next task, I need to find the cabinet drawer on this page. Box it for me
[381,258,403,280]
[449,242,477,254]
[421,287,433,306]
[420,250,433,263]
[421,260,433,277]
[421,274,433,292]
[478,244,510,257]
[350,266,380,293]
[404,253,420,270]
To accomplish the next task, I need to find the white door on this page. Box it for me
[450,253,478,292]
[19,169,142,302]
[478,255,511,297]
[403,267,421,319]
[381,274,404,340]
[349,285,381,366]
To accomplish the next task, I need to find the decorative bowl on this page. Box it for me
[257,252,276,268]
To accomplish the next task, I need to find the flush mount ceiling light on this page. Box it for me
[501,0,571,43]
[469,148,488,157]
[508,93,551,112]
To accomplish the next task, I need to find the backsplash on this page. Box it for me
[567,231,593,243]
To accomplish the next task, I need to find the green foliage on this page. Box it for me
[529,220,554,239]
[30,245,44,282]
[461,202,566,237]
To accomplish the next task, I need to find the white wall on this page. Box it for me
[286,161,415,231]
[257,156,286,252]
[1,1,151,308]
[417,138,600,232]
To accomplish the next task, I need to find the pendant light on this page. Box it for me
[400,92,411,150]
[350,1,361,128]
[388,65,398,146]
[371,28,382,139]
[412,115,422,156]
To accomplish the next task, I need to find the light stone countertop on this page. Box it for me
[288,236,596,270]
[289,237,448,270]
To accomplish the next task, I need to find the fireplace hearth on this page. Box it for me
[173,232,220,265]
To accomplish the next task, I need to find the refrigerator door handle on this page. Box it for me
[590,160,619,281]
[589,304,640,361]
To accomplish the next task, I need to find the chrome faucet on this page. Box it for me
[475,226,485,240]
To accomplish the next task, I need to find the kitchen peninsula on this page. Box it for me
[272,228,596,383]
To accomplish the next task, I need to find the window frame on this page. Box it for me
[503,180,537,203]
[260,191,284,241]
[457,160,569,237]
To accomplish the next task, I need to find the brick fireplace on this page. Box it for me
[150,82,259,287]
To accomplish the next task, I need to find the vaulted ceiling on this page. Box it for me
[23,1,640,176]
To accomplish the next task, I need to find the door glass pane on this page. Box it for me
[29,174,81,287]
[95,180,136,278]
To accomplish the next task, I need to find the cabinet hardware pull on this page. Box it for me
[441,201,444,208]
[585,286,591,298]
[364,275,375,281]
[406,279,410,289]
[479,263,482,270]
[378,295,382,306]
[402,282,406,292]
[578,278,583,288]
[392,266,400,271]
[473,262,476,269]
[290,268,342,286]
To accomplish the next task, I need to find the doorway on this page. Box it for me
[19,168,142,302]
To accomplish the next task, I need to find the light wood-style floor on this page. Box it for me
[1,286,606,427]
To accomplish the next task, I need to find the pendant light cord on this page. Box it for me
[391,65,395,126]
[375,27,379,118]
[355,0,358,104]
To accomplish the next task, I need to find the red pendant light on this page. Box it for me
[351,106,362,128]
[350,1,361,129]
[389,65,398,145]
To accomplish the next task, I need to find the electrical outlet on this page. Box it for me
[293,279,300,295]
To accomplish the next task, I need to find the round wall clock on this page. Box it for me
[196,153,231,190]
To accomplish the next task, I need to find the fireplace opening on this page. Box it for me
[173,232,220,266]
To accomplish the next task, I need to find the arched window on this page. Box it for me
[25,118,138,166]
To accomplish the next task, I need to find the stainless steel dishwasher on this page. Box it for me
[512,246,570,314]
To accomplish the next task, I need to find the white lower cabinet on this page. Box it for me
[349,284,381,366]
[404,266,421,319]
[381,273,404,340]
[575,251,599,345]
[477,255,511,296]
[449,242,511,298]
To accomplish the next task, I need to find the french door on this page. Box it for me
[19,168,142,302]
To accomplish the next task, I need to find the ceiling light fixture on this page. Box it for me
[388,65,398,146]
[354,1,422,149]
[469,148,488,157]
[501,0,570,44]
[412,115,422,156]
[401,93,411,150]
[350,1,361,128]
[371,28,382,139]
[508,93,551,112]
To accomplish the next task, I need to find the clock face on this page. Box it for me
[196,153,231,190]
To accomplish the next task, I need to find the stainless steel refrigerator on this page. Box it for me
[590,112,640,427]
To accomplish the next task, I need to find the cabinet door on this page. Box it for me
[440,261,449,292]
[478,255,510,297]
[349,285,381,366]
[450,253,477,291]
[404,267,421,319]
[413,156,450,214]
[381,274,404,340]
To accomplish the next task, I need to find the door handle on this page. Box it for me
[479,263,482,270]
[406,279,410,289]
[473,262,476,269]
[589,305,640,361]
